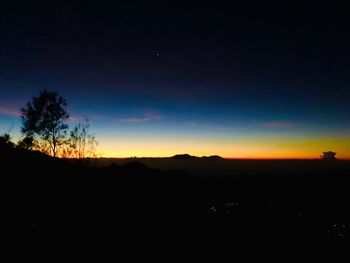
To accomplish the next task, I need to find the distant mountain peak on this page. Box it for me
[171,154,198,160]
[201,155,223,160]
[171,154,223,160]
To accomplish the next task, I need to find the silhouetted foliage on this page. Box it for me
[0,133,14,150]
[321,151,337,160]
[21,90,69,157]
[16,135,35,150]
[68,118,98,158]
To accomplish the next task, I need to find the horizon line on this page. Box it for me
[97,156,350,161]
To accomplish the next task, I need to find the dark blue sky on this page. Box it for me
[1,1,349,158]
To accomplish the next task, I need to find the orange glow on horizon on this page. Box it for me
[97,137,350,160]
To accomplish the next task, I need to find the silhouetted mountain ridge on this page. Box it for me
[171,154,223,160]
[3,146,350,261]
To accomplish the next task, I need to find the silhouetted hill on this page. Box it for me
[3,147,350,261]
[3,147,194,241]
[121,160,149,171]
[200,155,224,160]
[171,153,198,160]
[171,154,223,160]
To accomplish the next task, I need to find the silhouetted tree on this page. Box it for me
[321,151,337,160]
[21,90,69,157]
[17,135,36,150]
[68,118,98,158]
[0,133,14,150]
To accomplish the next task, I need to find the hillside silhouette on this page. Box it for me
[3,145,350,261]
[171,153,224,160]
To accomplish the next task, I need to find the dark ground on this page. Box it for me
[3,146,350,261]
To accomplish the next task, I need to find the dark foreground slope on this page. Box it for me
[3,147,197,258]
[2,147,350,261]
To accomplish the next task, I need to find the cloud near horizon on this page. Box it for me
[118,113,162,123]
[0,105,21,117]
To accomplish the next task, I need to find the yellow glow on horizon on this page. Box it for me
[97,136,350,159]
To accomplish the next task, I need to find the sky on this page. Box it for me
[0,1,349,159]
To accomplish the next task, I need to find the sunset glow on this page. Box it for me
[97,135,350,159]
[1,1,349,160]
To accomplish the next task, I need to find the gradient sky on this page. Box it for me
[1,1,349,158]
